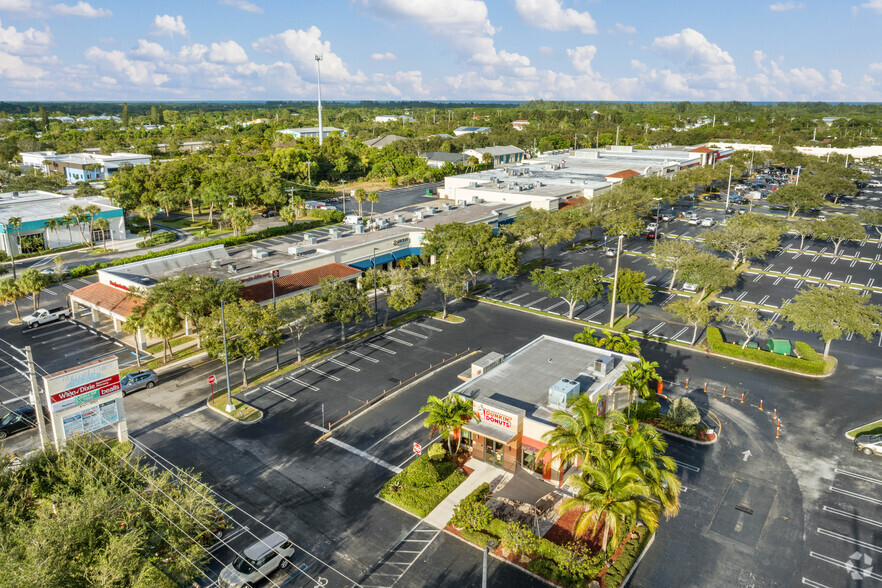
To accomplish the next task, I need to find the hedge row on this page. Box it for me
[706,327,828,375]
[136,232,177,248]
[378,455,466,517]
[66,220,330,279]
[602,527,651,588]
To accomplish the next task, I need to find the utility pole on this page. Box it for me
[372,248,378,327]
[24,346,48,450]
[608,234,624,328]
[306,161,312,186]
[340,180,346,216]
[315,54,324,146]
[220,300,234,413]
[271,272,279,371]
[725,164,733,211]
[615,125,620,146]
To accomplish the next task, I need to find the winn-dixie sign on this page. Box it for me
[480,408,512,429]
[44,359,121,413]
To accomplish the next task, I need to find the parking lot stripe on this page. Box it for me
[586,309,605,321]
[506,293,530,303]
[306,422,402,473]
[347,349,379,362]
[672,459,700,473]
[850,259,857,267]
[367,342,396,354]
[736,292,747,301]
[327,357,360,372]
[804,269,812,277]
[809,551,882,581]
[824,272,832,280]
[672,327,688,340]
[262,385,297,403]
[764,264,773,271]
[397,328,427,339]
[286,376,319,391]
[795,280,804,288]
[525,297,547,308]
[365,412,425,452]
[830,486,882,506]
[753,274,763,283]
[545,300,566,312]
[785,266,793,274]
[773,276,783,285]
[758,295,769,305]
[816,528,882,553]
[384,334,413,346]
[307,366,341,381]
[835,468,882,486]
[801,578,832,588]
[823,505,882,528]
[868,278,875,288]
[647,322,665,336]
[417,323,442,332]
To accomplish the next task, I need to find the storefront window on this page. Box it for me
[522,450,544,474]
[460,429,472,448]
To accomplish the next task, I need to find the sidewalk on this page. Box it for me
[423,458,509,529]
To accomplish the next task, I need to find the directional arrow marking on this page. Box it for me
[742,450,752,462]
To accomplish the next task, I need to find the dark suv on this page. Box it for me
[0,406,45,439]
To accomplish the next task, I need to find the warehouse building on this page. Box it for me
[19,151,151,182]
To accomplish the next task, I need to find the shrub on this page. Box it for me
[555,541,605,579]
[461,529,496,548]
[466,482,491,504]
[526,559,584,588]
[378,456,466,517]
[668,397,700,426]
[136,231,177,248]
[449,500,493,532]
[407,458,440,487]
[500,521,539,555]
[602,528,651,588]
[706,327,827,375]
[309,208,344,223]
[652,415,701,438]
[632,400,660,421]
[426,443,446,462]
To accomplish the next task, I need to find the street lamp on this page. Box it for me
[271,269,279,370]
[653,197,662,240]
[724,164,733,212]
[608,234,624,328]
[220,299,235,413]
[315,54,324,146]
[372,248,378,326]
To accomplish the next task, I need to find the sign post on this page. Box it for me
[208,374,216,401]
[413,442,422,455]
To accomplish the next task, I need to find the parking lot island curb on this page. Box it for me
[205,399,264,425]
[620,531,656,587]
[844,417,882,440]
[703,347,836,379]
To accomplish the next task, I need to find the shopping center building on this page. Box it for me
[451,335,638,484]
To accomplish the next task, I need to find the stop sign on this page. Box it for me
[413,443,422,455]
[207,375,216,384]
[272,269,280,278]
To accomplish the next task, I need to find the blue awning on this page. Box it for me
[348,252,396,270]
[392,247,422,260]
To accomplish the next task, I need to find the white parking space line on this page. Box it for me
[647,322,665,336]
[830,486,882,506]
[1,394,30,405]
[809,551,882,581]
[824,272,832,280]
[306,366,341,381]
[586,309,605,321]
[366,342,396,354]
[816,528,882,553]
[397,328,427,339]
[286,376,319,391]
[327,357,360,372]
[417,323,442,332]
[801,578,832,588]
[545,300,566,312]
[736,293,747,301]
[384,334,413,347]
[672,327,688,340]
[804,269,812,277]
[208,526,249,553]
[823,506,882,528]
[506,293,530,303]
[758,295,769,305]
[347,350,379,363]
[366,412,424,451]
[247,385,296,403]
[773,276,783,285]
[673,459,700,473]
[834,468,882,486]
[752,274,763,283]
[525,297,547,308]
[795,280,804,288]
[305,422,401,473]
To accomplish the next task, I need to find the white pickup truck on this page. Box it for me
[22,306,72,328]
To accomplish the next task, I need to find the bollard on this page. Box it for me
[722,387,726,398]
[776,425,780,439]
[685,378,689,388]
[740,392,744,404]
[759,398,763,411]
[773,407,777,419]
[703,382,708,393]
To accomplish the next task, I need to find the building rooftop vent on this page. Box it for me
[594,355,614,376]
[548,378,581,411]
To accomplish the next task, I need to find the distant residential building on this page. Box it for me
[419,151,469,168]
[20,151,151,182]
[363,135,408,149]
[453,126,491,137]
[511,120,530,131]
[374,115,415,123]
[156,141,212,153]
[78,115,121,123]
[463,146,526,167]
[472,115,490,121]
[242,118,269,126]
[276,127,346,139]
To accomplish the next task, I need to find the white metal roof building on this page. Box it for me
[19,151,151,182]
[276,127,347,139]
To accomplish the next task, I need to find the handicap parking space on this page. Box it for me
[801,464,882,587]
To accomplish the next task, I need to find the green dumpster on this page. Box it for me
[767,339,792,355]
[425,189,435,196]
[746,342,759,350]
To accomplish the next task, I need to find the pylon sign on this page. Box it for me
[42,356,127,447]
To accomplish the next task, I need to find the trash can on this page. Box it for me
[767,339,792,356]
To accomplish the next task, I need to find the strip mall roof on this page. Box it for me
[241,262,361,303]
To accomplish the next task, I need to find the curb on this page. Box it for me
[205,399,264,425]
[843,417,882,440]
[621,531,656,587]
[656,428,718,446]
[441,528,555,588]
[704,348,836,379]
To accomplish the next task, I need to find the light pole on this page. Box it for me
[372,248,378,326]
[315,54,324,146]
[340,179,346,216]
[608,234,624,328]
[724,164,733,212]
[653,198,662,239]
[271,269,279,370]
[220,299,234,413]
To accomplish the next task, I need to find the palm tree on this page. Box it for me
[67,205,88,244]
[139,302,182,363]
[43,218,60,249]
[538,395,623,472]
[60,214,75,244]
[419,395,477,456]
[366,191,379,218]
[0,277,23,321]
[618,418,681,520]
[353,188,367,217]
[611,332,642,356]
[93,218,110,251]
[559,450,659,551]
[6,216,22,279]
[137,203,156,235]
[18,268,48,311]
[84,204,101,248]
[279,203,298,227]
[617,358,660,412]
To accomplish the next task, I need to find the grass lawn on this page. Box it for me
[145,336,195,354]
[123,345,202,375]
[847,419,882,439]
[518,259,546,275]
[433,312,464,323]
[613,314,639,331]
[379,455,466,517]
[207,394,262,423]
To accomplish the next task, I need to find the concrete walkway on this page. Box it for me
[423,458,509,529]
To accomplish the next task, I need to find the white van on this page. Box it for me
[344,215,363,225]
[217,532,294,588]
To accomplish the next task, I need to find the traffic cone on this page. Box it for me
[685,378,689,388]
[776,424,780,439]
[740,392,744,404]
[773,407,777,419]
[759,398,763,411]
[722,387,726,398]
[703,382,708,393]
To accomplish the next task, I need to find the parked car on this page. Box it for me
[682,282,698,292]
[661,211,674,222]
[855,434,882,456]
[120,370,158,395]
[0,406,44,439]
[688,217,700,226]
[22,306,71,328]
[343,215,363,225]
[260,210,277,218]
[704,193,721,201]
[39,267,69,277]
[218,532,294,588]
[645,222,658,233]
[701,218,715,227]
[604,247,616,257]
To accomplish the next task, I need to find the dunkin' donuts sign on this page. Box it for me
[480,408,512,429]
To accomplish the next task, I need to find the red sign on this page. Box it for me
[207,375,216,384]
[108,280,131,292]
[272,269,280,278]
[479,408,512,429]
[413,443,422,455]
[49,374,121,409]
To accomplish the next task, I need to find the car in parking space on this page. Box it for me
[701,218,715,227]
[682,282,698,292]
[260,210,277,218]
[218,531,295,588]
[855,434,882,456]
[688,216,700,226]
[120,370,158,395]
[604,247,616,257]
[0,406,46,439]
[703,193,721,201]
[661,211,674,222]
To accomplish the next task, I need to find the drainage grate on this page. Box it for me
[735,504,754,515]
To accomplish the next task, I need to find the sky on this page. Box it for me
[0,0,881,102]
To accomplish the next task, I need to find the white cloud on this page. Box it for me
[179,43,208,61]
[0,0,33,12]
[630,59,647,72]
[371,52,396,61]
[859,0,882,12]
[769,1,804,10]
[253,26,365,83]
[652,28,737,90]
[869,62,882,72]
[209,40,248,64]
[85,46,169,85]
[130,39,169,60]
[537,46,554,56]
[356,0,494,34]
[54,2,111,17]
[512,0,597,34]
[152,14,187,37]
[614,23,636,34]
[218,0,262,13]
[753,50,768,72]
[0,49,43,78]
[0,18,51,55]
[567,45,597,74]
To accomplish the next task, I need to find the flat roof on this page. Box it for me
[452,335,637,426]
[0,191,120,226]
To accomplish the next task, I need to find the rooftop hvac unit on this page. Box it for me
[471,196,480,204]
[469,181,478,188]
[304,235,316,245]
[210,260,220,269]
[354,223,365,234]
[594,355,614,376]
[287,245,304,255]
[548,378,581,411]
[442,203,451,211]
[394,214,405,224]
[415,211,424,220]
[329,228,342,239]
[227,263,237,273]
[251,248,269,259]
[424,206,436,215]
[456,200,467,207]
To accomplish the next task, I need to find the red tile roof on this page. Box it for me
[690,146,717,153]
[69,282,145,318]
[241,262,362,303]
[558,196,588,210]
[605,169,640,180]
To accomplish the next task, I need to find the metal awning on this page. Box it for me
[392,247,422,260]
[348,252,396,270]
[462,420,518,444]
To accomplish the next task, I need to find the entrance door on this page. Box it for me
[484,440,503,467]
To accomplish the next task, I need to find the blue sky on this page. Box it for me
[1,0,881,102]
